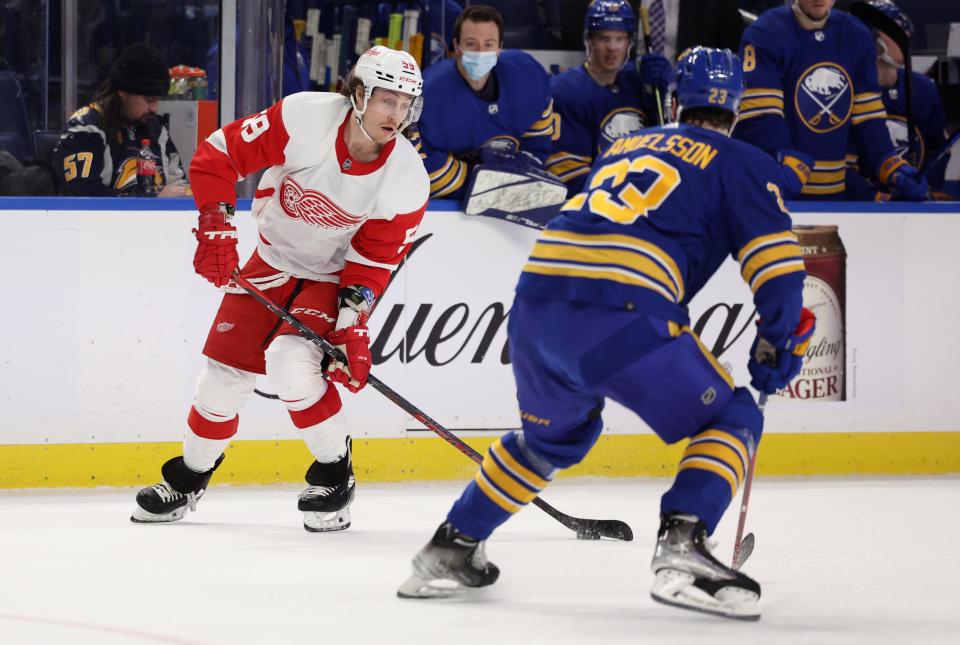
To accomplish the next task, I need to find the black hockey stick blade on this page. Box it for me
[733,532,755,570]
[233,273,635,542]
[531,497,634,541]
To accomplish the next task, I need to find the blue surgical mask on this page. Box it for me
[460,50,499,81]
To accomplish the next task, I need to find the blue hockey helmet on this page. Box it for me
[675,47,744,115]
[584,0,637,40]
[866,0,915,39]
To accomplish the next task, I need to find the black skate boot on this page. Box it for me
[130,455,224,524]
[650,513,761,621]
[299,438,355,532]
[396,521,500,599]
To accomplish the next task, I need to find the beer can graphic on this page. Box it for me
[781,225,846,401]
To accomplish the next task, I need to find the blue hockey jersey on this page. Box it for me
[734,6,896,197]
[411,50,555,199]
[517,124,805,348]
[846,70,949,199]
[547,64,650,196]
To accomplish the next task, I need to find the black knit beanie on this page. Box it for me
[109,43,170,97]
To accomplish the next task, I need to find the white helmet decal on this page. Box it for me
[353,45,423,97]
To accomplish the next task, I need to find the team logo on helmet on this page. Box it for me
[795,63,853,134]
[279,176,365,230]
[599,108,644,149]
[885,116,924,167]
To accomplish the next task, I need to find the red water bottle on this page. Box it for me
[136,138,158,196]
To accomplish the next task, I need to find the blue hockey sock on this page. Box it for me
[446,432,552,539]
[660,427,750,533]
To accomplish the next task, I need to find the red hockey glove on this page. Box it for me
[326,325,372,393]
[192,203,238,287]
[748,307,816,394]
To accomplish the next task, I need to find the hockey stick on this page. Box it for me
[850,1,917,166]
[233,272,635,542]
[732,391,766,570]
[639,7,666,126]
[922,128,960,182]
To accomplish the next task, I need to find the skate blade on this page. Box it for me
[650,569,760,621]
[130,505,187,524]
[396,573,467,599]
[303,509,351,533]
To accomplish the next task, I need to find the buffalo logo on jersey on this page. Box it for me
[599,108,645,151]
[279,176,365,230]
[885,117,925,167]
[794,63,853,134]
[114,156,159,191]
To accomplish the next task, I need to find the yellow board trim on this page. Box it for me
[1,433,959,488]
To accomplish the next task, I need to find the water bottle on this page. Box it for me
[136,139,159,196]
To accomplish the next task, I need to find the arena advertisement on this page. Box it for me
[0,202,947,448]
[360,208,907,436]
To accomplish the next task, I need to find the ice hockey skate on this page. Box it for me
[397,521,500,599]
[650,514,761,621]
[299,440,355,532]
[130,455,224,523]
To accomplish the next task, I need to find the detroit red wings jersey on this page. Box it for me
[190,92,430,295]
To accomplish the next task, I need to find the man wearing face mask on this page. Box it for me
[411,5,556,201]
[845,1,949,200]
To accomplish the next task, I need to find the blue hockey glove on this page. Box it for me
[877,151,928,201]
[479,145,543,174]
[748,307,816,394]
[775,149,814,198]
[638,53,674,92]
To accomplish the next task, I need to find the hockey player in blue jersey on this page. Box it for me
[734,0,927,200]
[398,47,816,621]
[547,0,674,195]
[845,1,949,200]
[411,4,555,199]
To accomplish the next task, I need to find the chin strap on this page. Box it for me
[350,92,406,144]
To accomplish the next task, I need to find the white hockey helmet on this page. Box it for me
[350,45,424,133]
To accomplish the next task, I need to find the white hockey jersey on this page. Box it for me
[190,92,430,295]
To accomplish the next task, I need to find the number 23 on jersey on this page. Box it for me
[563,154,682,225]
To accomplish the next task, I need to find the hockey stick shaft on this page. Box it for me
[638,7,667,125]
[732,392,766,567]
[923,128,960,181]
[233,273,634,541]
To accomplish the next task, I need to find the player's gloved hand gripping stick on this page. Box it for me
[232,272,634,542]
[734,308,816,569]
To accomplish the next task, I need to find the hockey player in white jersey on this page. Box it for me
[131,46,430,532]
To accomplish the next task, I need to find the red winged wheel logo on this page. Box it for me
[279,176,366,230]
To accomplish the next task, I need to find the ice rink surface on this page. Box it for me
[1,477,957,645]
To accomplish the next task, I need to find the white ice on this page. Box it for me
[1,477,957,645]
